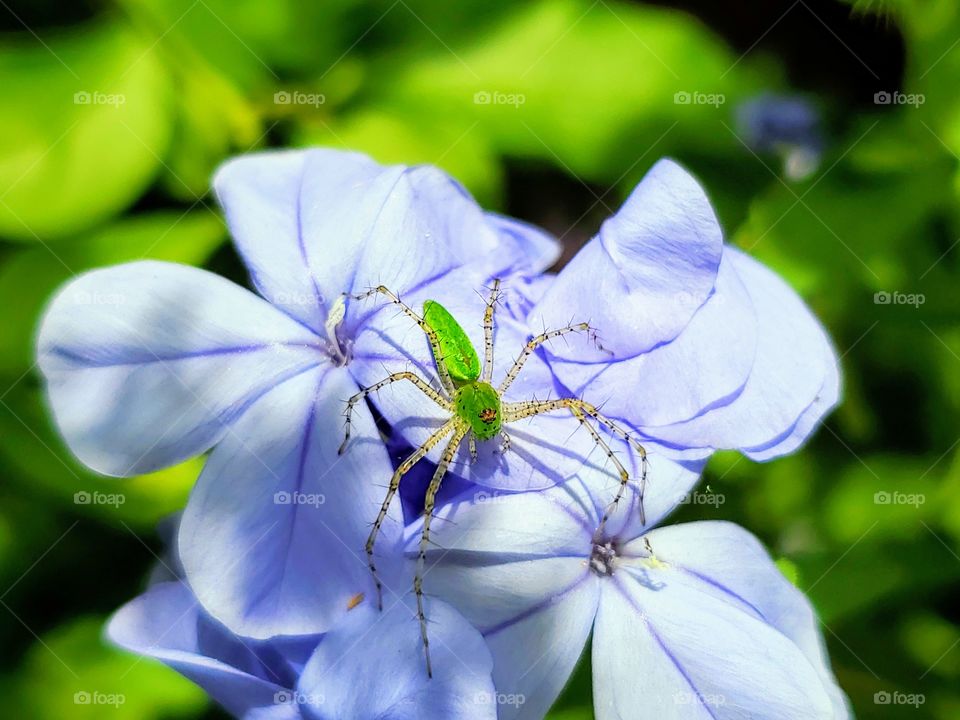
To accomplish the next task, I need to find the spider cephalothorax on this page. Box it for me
[338,281,649,676]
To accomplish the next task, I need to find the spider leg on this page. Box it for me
[497,323,592,394]
[351,285,456,395]
[366,419,458,611]
[565,406,633,540]
[498,431,511,454]
[503,398,648,530]
[415,421,469,678]
[339,372,451,455]
[481,278,501,383]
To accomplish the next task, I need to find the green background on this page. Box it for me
[1,0,958,717]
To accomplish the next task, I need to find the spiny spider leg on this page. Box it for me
[366,419,458,611]
[504,398,648,530]
[481,278,501,383]
[468,434,478,463]
[339,371,452,455]
[351,285,456,395]
[498,323,592,394]
[415,421,469,679]
[555,402,651,485]
[545,403,632,539]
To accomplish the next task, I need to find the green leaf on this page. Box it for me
[0,21,175,241]
[160,65,262,200]
[775,557,801,587]
[732,117,954,323]
[6,616,205,719]
[365,0,770,183]
[0,380,204,528]
[115,0,365,90]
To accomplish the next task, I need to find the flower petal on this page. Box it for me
[481,581,597,720]
[593,521,847,719]
[740,332,841,461]
[530,158,723,361]
[215,149,524,334]
[643,247,839,454]
[546,252,757,428]
[414,485,600,720]
[483,212,561,275]
[620,521,850,717]
[213,149,341,331]
[107,581,301,719]
[37,261,322,476]
[179,366,405,639]
[245,707,303,720]
[297,599,496,720]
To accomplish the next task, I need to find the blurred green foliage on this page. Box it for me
[1,0,958,718]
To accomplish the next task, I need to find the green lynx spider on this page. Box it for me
[339,281,648,676]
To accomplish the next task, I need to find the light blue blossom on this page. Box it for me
[525,158,840,462]
[37,148,845,720]
[366,157,840,494]
[108,579,497,719]
[37,149,557,641]
[417,471,852,720]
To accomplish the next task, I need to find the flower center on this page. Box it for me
[325,295,351,366]
[589,539,618,577]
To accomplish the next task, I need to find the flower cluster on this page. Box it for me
[38,149,848,718]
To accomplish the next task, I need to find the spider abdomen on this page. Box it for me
[454,382,502,441]
[423,300,481,385]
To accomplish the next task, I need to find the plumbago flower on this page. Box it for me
[522,158,840,465]
[417,474,851,720]
[359,157,840,486]
[37,148,843,718]
[36,148,559,643]
[108,579,499,719]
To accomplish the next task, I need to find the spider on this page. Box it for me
[339,281,648,676]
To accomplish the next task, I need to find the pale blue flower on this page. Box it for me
[417,472,851,720]
[109,580,497,720]
[37,149,557,640]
